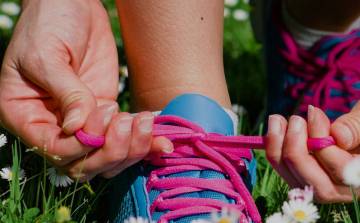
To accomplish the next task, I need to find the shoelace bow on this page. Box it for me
[150,115,266,223]
[275,3,360,118]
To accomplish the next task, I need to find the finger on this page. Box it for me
[283,115,355,202]
[143,136,174,161]
[265,115,302,188]
[309,105,355,185]
[331,100,360,151]
[83,104,118,136]
[100,112,156,178]
[64,112,134,181]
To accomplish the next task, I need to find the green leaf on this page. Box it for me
[23,207,40,219]
[1,214,8,223]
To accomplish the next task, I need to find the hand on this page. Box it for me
[0,0,173,181]
[64,104,173,181]
[266,106,360,203]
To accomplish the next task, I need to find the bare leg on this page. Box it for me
[288,0,360,32]
[115,0,231,112]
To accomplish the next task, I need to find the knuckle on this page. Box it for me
[313,187,337,203]
[347,115,360,144]
[101,172,116,179]
[131,148,150,160]
[106,149,128,164]
[336,112,360,146]
[20,48,49,77]
[102,167,125,179]
[59,89,92,111]
[282,150,298,164]
[265,152,280,164]
[329,171,344,185]
[70,172,92,183]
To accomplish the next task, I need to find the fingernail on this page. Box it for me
[104,105,117,125]
[339,124,353,146]
[308,105,315,122]
[139,116,154,133]
[288,116,303,132]
[161,147,174,154]
[62,109,81,129]
[118,117,133,132]
[268,115,281,134]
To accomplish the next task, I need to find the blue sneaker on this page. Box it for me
[257,0,360,121]
[108,94,264,223]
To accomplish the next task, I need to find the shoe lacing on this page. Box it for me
[148,115,266,223]
[273,1,360,120]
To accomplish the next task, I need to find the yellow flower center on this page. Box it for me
[56,206,71,223]
[294,210,307,221]
[218,218,231,223]
[8,172,13,179]
[56,169,65,176]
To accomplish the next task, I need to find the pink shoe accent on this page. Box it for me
[307,136,335,151]
[75,129,105,147]
[272,0,360,121]
[75,115,336,223]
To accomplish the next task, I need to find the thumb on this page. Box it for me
[330,105,360,150]
[59,77,97,134]
[22,61,97,134]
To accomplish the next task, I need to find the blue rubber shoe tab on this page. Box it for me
[160,94,234,136]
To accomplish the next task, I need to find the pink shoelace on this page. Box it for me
[76,115,335,223]
[150,115,266,223]
[273,0,360,119]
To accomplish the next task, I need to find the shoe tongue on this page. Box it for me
[159,94,234,135]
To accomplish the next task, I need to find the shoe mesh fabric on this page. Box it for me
[272,0,360,121]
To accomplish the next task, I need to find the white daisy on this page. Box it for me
[0,134,7,147]
[343,156,360,187]
[231,104,248,116]
[232,9,249,21]
[266,212,292,223]
[0,166,26,181]
[1,2,20,15]
[118,76,126,94]
[211,208,239,223]
[119,65,128,77]
[124,216,155,223]
[0,15,13,29]
[288,185,314,203]
[225,0,238,7]
[224,7,230,18]
[46,167,73,187]
[282,199,320,223]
